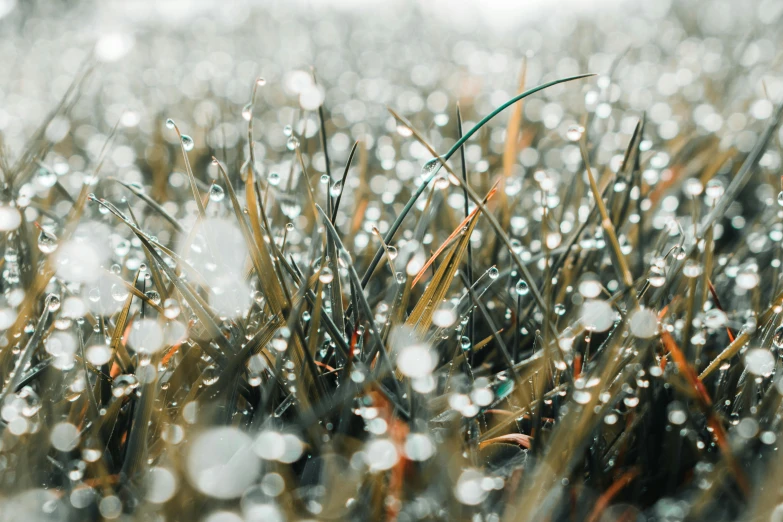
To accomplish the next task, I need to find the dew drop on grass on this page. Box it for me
[146,467,177,504]
[36,167,57,188]
[329,180,342,198]
[50,422,79,451]
[209,183,225,202]
[460,336,471,351]
[202,365,219,386]
[365,439,398,472]
[432,304,456,328]
[578,273,601,298]
[396,124,413,137]
[573,390,592,404]
[745,348,774,376]
[283,125,292,136]
[256,77,267,87]
[454,469,488,505]
[112,374,139,397]
[165,118,175,129]
[404,433,435,461]
[254,430,285,460]
[683,260,703,278]
[286,136,300,150]
[668,403,687,425]
[580,300,613,332]
[629,308,658,338]
[270,327,290,352]
[422,158,440,176]
[554,304,566,316]
[47,294,61,312]
[241,103,253,121]
[180,134,195,151]
[387,246,398,259]
[515,279,529,296]
[487,267,499,280]
[566,124,584,141]
[186,427,259,499]
[777,191,783,207]
[86,344,112,366]
[0,205,22,231]
[268,172,281,186]
[736,265,760,290]
[163,298,180,319]
[37,228,58,253]
[397,343,437,378]
[773,325,783,349]
[319,267,334,284]
[111,284,129,302]
[145,290,161,305]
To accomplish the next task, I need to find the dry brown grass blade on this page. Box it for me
[412,182,498,287]
[405,184,491,334]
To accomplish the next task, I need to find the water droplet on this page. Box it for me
[0,205,21,231]
[319,267,334,284]
[180,134,195,152]
[268,172,281,186]
[460,336,471,351]
[319,173,330,184]
[283,125,293,137]
[432,304,456,328]
[36,167,57,188]
[387,246,398,260]
[209,183,225,202]
[51,422,80,451]
[514,279,529,296]
[286,136,300,150]
[422,158,441,176]
[145,290,161,305]
[745,348,775,376]
[554,304,566,316]
[396,124,413,137]
[487,267,499,280]
[38,228,58,254]
[668,402,687,425]
[112,374,139,397]
[187,427,260,499]
[202,365,219,386]
[256,77,267,86]
[777,191,783,207]
[683,260,703,278]
[111,284,129,302]
[163,298,180,319]
[566,124,584,142]
[736,264,760,290]
[705,179,724,199]
[165,119,175,129]
[271,327,291,352]
[86,343,111,365]
[397,343,437,378]
[573,390,592,404]
[241,103,253,121]
[329,180,343,198]
[774,326,783,349]
[47,294,61,312]
[580,300,613,332]
[455,469,489,505]
[629,308,658,338]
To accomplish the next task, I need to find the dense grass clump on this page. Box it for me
[1,2,783,521]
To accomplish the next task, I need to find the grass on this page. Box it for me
[0,23,782,522]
